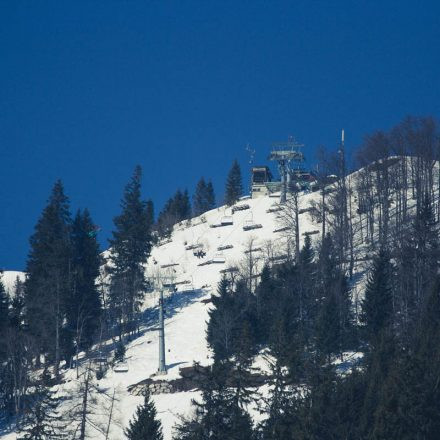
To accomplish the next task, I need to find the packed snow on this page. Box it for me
[1,188,366,439]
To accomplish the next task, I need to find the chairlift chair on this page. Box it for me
[211,252,226,264]
[182,283,194,292]
[220,216,233,226]
[217,244,233,251]
[113,361,129,373]
[243,214,263,231]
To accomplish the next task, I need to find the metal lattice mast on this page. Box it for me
[269,136,304,204]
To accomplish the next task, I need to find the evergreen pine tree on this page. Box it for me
[0,278,9,328]
[254,265,277,344]
[225,160,243,206]
[175,362,254,440]
[410,192,439,309]
[67,209,102,357]
[24,180,72,377]
[1,276,31,417]
[156,189,192,237]
[375,278,440,439]
[207,277,236,362]
[193,178,208,217]
[193,178,215,217]
[146,200,155,236]
[109,166,153,339]
[9,276,25,330]
[315,290,340,360]
[0,278,10,359]
[360,250,394,348]
[124,391,163,440]
[18,384,63,440]
[317,233,337,289]
[299,234,314,268]
[297,235,317,342]
[205,181,216,211]
[261,309,298,440]
[331,369,366,439]
[176,189,192,220]
[293,364,339,440]
[359,329,396,438]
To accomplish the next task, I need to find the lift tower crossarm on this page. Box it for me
[269,137,304,204]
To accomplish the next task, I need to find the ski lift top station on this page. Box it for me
[251,137,315,203]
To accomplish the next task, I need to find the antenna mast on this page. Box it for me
[246,143,256,194]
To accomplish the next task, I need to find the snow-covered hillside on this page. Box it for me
[3,158,433,439]
[98,191,324,439]
[1,271,25,297]
[2,190,329,440]
[145,191,322,301]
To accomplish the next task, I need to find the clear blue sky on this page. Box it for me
[1,1,439,270]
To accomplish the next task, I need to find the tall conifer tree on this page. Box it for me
[225,160,243,206]
[18,384,64,440]
[109,166,153,339]
[360,250,394,348]
[193,178,216,217]
[67,209,102,358]
[206,181,216,211]
[25,180,72,377]
[125,391,163,440]
[0,278,9,359]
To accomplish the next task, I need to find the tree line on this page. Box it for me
[3,114,439,438]
[173,115,440,439]
[0,158,244,434]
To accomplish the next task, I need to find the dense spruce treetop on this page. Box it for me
[146,199,154,229]
[0,278,9,328]
[205,181,215,210]
[67,208,102,350]
[0,278,10,358]
[24,180,73,372]
[193,177,216,217]
[109,166,153,338]
[361,250,394,347]
[18,385,64,440]
[156,188,191,237]
[225,159,243,206]
[125,391,163,440]
[315,289,340,359]
[71,209,101,280]
[26,180,72,277]
[175,361,254,440]
[176,189,192,220]
[298,234,314,269]
[109,165,153,272]
[9,276,25,331]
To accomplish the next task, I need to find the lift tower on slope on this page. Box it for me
[269,136,304,204]
[150,270,175,376]
[158,286,167,375]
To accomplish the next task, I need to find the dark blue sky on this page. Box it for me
[1,1,439,270]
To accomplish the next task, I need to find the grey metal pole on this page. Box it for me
[280,160,287,204]
[158,288,167,374]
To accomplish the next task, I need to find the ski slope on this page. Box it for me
[146,191,321,296]
[98,191,323,439]
[1,191,326,440]
[1,160,433,439]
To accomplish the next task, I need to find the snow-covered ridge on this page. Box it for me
[1,270,25,297]
[5,157,422,439]
[145,191,322,300]
[2,190,325,440]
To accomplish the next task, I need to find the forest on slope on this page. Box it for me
[1,115,440,439]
